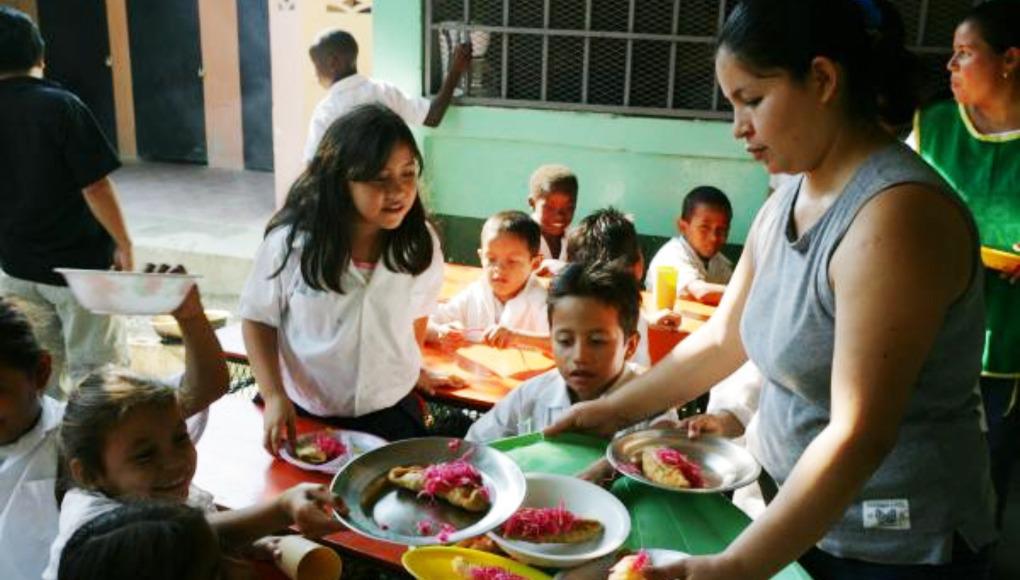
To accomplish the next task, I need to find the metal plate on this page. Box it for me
[331,437,526,546]
[606,429,761,494]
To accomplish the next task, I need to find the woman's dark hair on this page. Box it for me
[267,103,434,293]
[566,207,643,272]
[548,262,641,339]
[60,368,178,491]
[59,502,217,580]
[719,0,922,127]
[0,7,44,73]
[0,297,45,373]
[964,1,1020,54]
[681,185,733,221]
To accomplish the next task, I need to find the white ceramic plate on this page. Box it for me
[331,437,526,546]
[487,473,631,569]
[280,429,387,474]
[55,268,199,315]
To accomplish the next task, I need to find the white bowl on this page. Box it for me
[488,473,631,569]
[55,268,199,315]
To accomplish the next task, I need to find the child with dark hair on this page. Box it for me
[566,207,683,368]
[243,104,448,447]
[465,262,673,442]
[428,210,549,351]
[0,7,132,395]
[528,164,579,274]
[57,502,220,580]
[646,185,734,305]
[304,28,471,161]
[0,275,227,580]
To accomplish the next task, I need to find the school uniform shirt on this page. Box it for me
[303,74,431,162]
[538,234,568,262]
[465,363,673,442]
[239,226,445,418]
[40,396,212,580]
[430,274,549,336]
[0,396,64,580]
[645,236,734,297]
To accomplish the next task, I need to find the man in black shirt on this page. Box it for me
[0,7,130,395]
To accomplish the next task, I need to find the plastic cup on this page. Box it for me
[276,536,342,580]
[655,266,678,310]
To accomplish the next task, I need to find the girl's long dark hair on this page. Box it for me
[267,103,434,293]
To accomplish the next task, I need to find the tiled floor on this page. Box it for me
[115,162,1020,579]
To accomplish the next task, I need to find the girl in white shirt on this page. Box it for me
[240,104,445,451]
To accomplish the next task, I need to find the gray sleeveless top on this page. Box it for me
[741,143,997,565]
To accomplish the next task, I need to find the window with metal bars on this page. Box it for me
[423,0,977,121]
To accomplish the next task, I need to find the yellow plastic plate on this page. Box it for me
[402,546,552,580]
[981,246,1020,273]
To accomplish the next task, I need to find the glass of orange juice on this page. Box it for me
[655,266,678,311]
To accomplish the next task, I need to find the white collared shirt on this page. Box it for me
[538,234,568,262]
[431,274,550,336]
[0,396,64,580]
[304,74,431,162]
[239,226,445,417]
[465,363,672,442]
[645,236,734,297]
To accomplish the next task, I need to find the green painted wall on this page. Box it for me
[373,1,769,245]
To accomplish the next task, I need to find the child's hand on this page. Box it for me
[648,308,682,329]
[435,323,467,347]
[575,458,618,489]
[277,483,347,538]
[416,369,467,395]
[677,411,744,439]
[483,325,514,349]
[536,259,565,277]
[262,394,298,456]
[249,536,282,561]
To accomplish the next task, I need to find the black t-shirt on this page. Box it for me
[0,77,121,286]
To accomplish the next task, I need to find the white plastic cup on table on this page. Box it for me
[655,266,678,311]
[276,535,342,580]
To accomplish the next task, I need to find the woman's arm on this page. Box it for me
[242,319,296,455]
[654,185,974,579]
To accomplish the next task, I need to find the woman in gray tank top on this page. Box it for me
[546,1,997,578]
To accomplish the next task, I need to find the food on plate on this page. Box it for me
[387,457,490,512]
[451,556,527,580]
[640,446,705,489]
[608,551,651,580]
[456,535,505,555]
[499,503,603,544]
[294,431,347,464]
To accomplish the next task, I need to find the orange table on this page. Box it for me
[193,393,409,571]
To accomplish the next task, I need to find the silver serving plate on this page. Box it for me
[330,437,526,545]
[607,429,761,494]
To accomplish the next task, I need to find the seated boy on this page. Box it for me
[304,29,470,161]
[646,186,734,305]
[428,211,549,352]
[465,262,673,443]
[0,270,228,580]
[528,164,578,275]
[566,207,682,368]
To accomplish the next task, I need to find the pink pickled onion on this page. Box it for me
[466,566,527,580]
[436,523,457,543]
[501,502,578,540]
[312,432,347,461]
[419,457,483,499]
[654,448,705,488]
[630,550,651,571]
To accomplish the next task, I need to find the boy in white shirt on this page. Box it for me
[646,186,734,305]
[466,263,673,442]
[428,211,550,352]
[304,29,470,161]
[566,207,682,368]
[528,164,578,275]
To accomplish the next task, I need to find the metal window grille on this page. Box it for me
[423,0,977,121]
